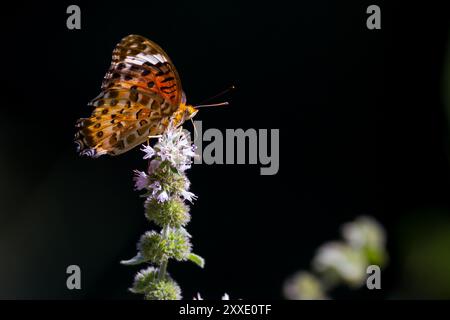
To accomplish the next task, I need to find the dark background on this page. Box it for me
[0,1,449,299]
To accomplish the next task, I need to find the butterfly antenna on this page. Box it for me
[198,85,236,104]
[195,101,229,108]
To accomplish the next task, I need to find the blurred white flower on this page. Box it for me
[284,271,327,300]
[313,242,367,287]
[341,215,388,266]
[341,215,386,250]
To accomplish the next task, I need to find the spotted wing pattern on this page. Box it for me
[75,35,183,157]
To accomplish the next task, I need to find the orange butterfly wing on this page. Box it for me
[75,35,183,157]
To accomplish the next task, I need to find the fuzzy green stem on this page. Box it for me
[158,225,170,280]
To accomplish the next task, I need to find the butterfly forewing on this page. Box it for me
[75,35,182,157]
[103,35,182,106]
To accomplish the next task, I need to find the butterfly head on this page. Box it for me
[175,103,198,125]
[184,105,199,120]
[180,92,198,120]
[171,99,198,128]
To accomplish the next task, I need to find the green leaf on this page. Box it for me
[120,252,148,266]
[188,253,205,268]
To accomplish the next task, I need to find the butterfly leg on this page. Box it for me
[145,135,162,146]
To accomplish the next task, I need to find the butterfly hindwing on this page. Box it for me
[76,88,175,157]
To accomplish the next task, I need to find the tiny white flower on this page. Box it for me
[141,144,155,160]
[133,170,148,191]
[193,293,232,300]
[181,190,197,203]
[149,181,162,193]
[193,293,203,300]
[157,190,169,202]
[148,125,197,171]
[182,146,196,158]
[179,163,192,172]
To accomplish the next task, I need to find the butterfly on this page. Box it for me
[75,34,199,158]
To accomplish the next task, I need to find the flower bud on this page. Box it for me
[145,197,190,228]
[145,277,182,300]
[138,228,192,264]
[130,266,159,294]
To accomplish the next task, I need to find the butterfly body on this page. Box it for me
[75,35,198,157]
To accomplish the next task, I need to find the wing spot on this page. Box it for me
[109,134,118,145]
[117,140,125,150]
[137,127,148,136]
[161,77,175,83]
[140,95,150,106]
[127,49,139,55]
[161,103,172,115]
[130,86,139,102]
[109,91,119,98]
[126,134,136,144]
[150,100,159,110]
[161,85,176,90]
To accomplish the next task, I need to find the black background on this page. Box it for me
[0,1,449,299]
